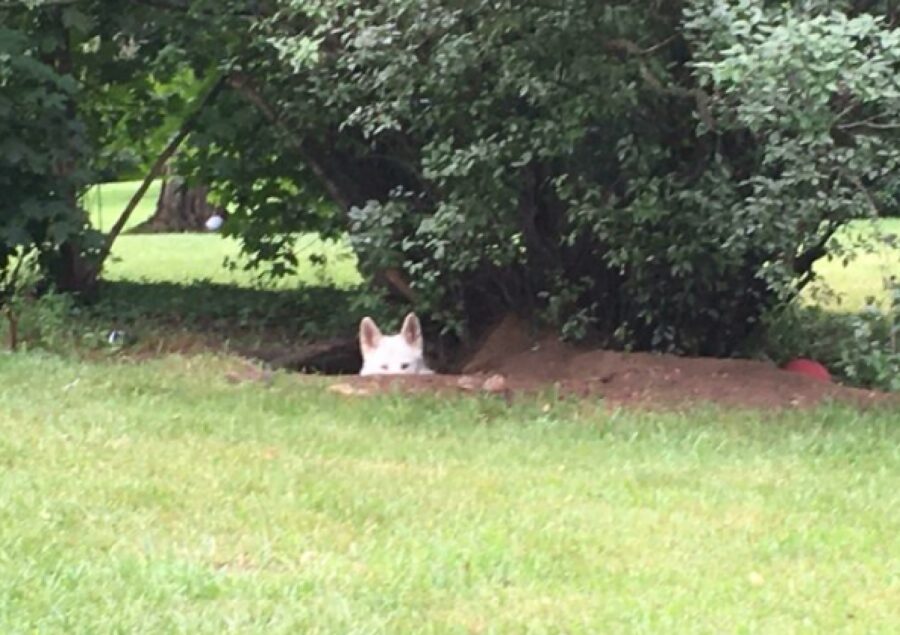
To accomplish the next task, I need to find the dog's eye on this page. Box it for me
[400,363,410,370]
[381,364,389,371]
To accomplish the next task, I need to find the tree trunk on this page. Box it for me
[39,5,98,299]
[132,173,225,233]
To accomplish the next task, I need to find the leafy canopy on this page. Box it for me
[181,0,900,354]
[3,0,899,356]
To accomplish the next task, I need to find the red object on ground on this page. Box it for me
[783,358,832,383]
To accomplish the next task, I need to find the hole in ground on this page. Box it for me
[244,338,362,375]
[243,337,454,376]
[231,314,899,411]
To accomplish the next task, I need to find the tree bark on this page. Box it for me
[41,4,98,298]
[132,170,225,233]
[228,72,419,304]
[90,73,227,276]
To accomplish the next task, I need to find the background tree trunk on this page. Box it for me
[132,168,225,233]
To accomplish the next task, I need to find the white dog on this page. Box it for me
[358,312,434,376]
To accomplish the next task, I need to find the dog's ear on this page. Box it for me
[400,312,423,350]
[359,317,382,356]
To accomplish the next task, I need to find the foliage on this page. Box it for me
[0,0,218,292]
[87,279,362,341]
[0,248,39,350]
[0,22,91,297]
[5,0,900,355]
[5,288,78,353]
[763,278,900,391]
[839,288,900,391]
[173,0,900,355]
[0,245,78,352]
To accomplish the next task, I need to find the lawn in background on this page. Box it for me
[84,180,360,288]
[84,179,161,232]
[812,218,900,310]
[86,182,898,308]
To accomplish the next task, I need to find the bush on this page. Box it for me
[0,248,78,353]
[9,292,79,353]
[178,1,900,356]
[763,279,900,391]
[0,21,96,297]
[2,2,196,295]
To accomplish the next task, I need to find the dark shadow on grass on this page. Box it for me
[80,280,454,375]
[86,279,361,346]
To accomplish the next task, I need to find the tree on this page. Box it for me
[0,0,236,293]
[175,0,900,355]
[133,168,226,233]
[121,72,228,234]
[4,0,899,357]
[0,20,94,304]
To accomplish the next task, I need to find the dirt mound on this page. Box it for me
[326,315,895,410]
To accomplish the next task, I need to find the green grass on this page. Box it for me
[2,183,896,631]
[84,179,162,232]
[812,219,900,310]
[85,180,361,287]
[105,233,360,288]
[1,352,898,633]
[86,182,899,308]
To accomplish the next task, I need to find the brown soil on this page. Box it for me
[323,315,897,411]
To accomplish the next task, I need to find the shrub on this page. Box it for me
[0,25,92,299]
[177,1,900,356]
[763,279,900,391]
[0,248,77,353]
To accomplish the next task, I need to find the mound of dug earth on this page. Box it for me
[330,315,894,410]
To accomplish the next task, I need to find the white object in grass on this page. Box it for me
[205,214,224,231]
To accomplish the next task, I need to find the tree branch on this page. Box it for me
[228,73,420,303]
[94,73,227,274]
[604,36,677,57]
[603,37,716,131]
[793,221,839,278]
[837,119,900,131]
[227,72,354,211]
[841,170,881,217]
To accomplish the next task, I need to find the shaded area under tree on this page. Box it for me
[132,169,225,234]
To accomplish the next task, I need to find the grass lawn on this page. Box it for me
[84,179,162,232]
[1,352,898,633]
[84,180,361,288]
[811,219,900,310]
[104,233,360,289]
[2,181,893,631]
[86,182,899,308]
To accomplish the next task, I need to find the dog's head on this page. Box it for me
[358,312,431,376]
